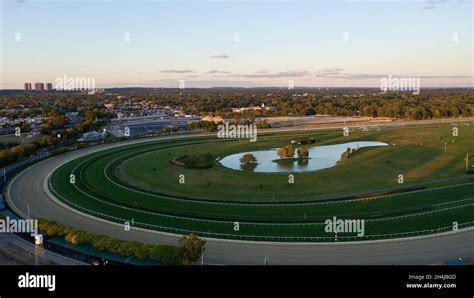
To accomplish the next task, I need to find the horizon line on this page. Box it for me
[1,86,474,91]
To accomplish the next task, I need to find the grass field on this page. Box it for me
[49,123,474,241]
[118,125,473,202]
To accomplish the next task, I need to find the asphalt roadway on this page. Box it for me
[0,233,85,265]
[5,120,474,265]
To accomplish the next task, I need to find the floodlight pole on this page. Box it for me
[34,235,44,266]
[35,244,43,266]
[466,152,469,172]
[201,246,204,265]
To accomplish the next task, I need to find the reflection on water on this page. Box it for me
[241,162,258,172]
[297,158,309,166]
[218,141,388,173]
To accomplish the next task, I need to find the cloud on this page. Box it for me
[160,69,194,74]
[411,74,473,79]
[313,71,396,80]
[421,5,436,10]
[421,0,447,10]
[146,79,266,88]
[157,68,472,83]
[314,68,344,78]
[210,54,230,59]
[319,72,473,80]
[339,73,390,80]
[321,72,409,80]
[207,70,231,74]
[234,70,311,78]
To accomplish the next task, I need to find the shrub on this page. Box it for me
[0,143,39,167]
[176,153,214,169]
[297,147,309,159]
[299,138,316,145]
[339,148,352,162]
[277,144,294,158]
[50,147,70,156]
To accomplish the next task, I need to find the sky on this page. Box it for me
[0,0,473,89]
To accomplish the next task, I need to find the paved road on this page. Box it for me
[0,233,86,265]
[5,121,474,265]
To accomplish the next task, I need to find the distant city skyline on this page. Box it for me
[1,0,473,89]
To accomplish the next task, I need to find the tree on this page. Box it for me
[240,153,257,165]
[305,107,316,115]
[162,126,172,134]
[277,144,294,158]
[19,121,31,132]
[297,147,309,159]
[339,148,352,162]
[178,234,206,265]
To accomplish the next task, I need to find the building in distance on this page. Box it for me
[34,83,44,91]
[25,82,53,91]
[77,131,103,142]
[202,115,224,123]
[231,106,277,113]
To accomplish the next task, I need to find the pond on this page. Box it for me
[218,141,388,173]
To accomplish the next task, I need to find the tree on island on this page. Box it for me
[277,144,295,158]
[240,153,257,165]
[339,148,352,162]
[297,147,309,159]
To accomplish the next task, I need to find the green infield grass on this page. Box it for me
[48,123,474,241]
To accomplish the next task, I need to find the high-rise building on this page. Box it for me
[34,83,44,91]
[46,83,53,91]
[24,83,32,90]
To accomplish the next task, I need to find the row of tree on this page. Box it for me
[38,219,206,265]
[185,120,219,132]
[0,134,59,167]
[162,125,180,133]
[2,89,472,122]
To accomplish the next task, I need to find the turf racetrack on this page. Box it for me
[49,124,474,242]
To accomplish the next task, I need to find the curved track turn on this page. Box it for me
[6,134,474,264]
